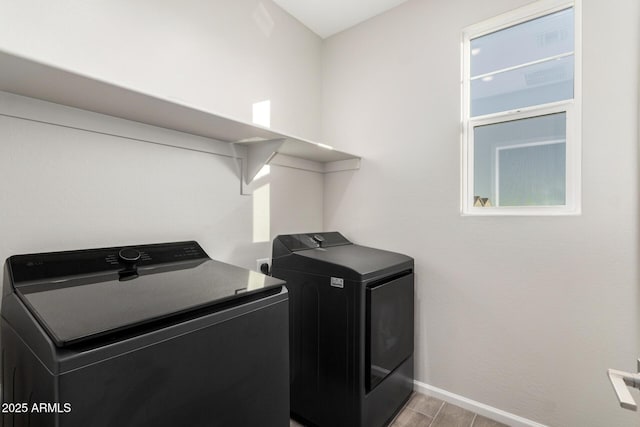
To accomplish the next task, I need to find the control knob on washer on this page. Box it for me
[119,248,141,263]
[118,248,141,281]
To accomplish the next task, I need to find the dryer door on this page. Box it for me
[366,272,414,392]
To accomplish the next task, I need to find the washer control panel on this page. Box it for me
[9,241,208,284]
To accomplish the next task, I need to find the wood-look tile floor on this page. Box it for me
[289,392,509,427]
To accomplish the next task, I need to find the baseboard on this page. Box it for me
[413,380,548,427]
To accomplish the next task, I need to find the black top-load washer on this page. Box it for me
[271,232,414,427]
[1,241,289,427]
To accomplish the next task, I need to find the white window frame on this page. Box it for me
[461,0,582,216]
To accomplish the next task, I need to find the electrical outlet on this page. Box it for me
[256,258,270,274]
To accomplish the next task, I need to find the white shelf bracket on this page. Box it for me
[235,138,285,189]
[607,360,640,411]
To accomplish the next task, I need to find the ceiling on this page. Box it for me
[272,0,411,39]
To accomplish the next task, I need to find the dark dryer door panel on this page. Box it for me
[366,272,414,391]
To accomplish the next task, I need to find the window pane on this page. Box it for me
[498,143,565,206]
[471,55,573,116]
[470,8,574,77]
[473,113,566,207]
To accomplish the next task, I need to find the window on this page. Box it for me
[462,0,581,215]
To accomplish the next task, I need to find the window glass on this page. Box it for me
[473,113,566,207]
[497,142,565,206]
[470,7,574,117]
[470,8,574,77]
[471,55,573,116]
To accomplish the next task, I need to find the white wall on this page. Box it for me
[322,0,640,426]
[0,0,324,271]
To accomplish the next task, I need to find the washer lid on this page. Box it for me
[8,242,284,347]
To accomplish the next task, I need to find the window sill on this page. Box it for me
[461,206,581,216]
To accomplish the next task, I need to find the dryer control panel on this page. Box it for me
[275,232,350,251]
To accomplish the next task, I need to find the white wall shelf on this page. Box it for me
[0,49,360,185]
